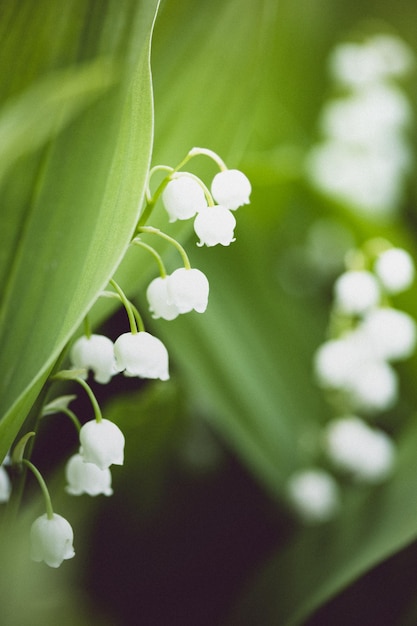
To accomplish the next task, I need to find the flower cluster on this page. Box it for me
[12,147,251,568]
[161,160,251,247]
[287,241,416,523]
[306,33,414,218]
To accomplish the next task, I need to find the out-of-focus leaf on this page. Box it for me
[0,0,160,462]
[226,418,417,626]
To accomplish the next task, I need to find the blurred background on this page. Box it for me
[3,0,417,624]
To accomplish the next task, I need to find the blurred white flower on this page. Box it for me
[320,86,412,145]
[146,276,180,321]
[167,267,209,313]
[347,359,398,413]
[65,453,113,497]
[70,334,118,384]
[162,175,208,222]
[194,205,236,247]
[375,247,415,294]
[80,418,125,470]
[314,330,399,412]
[0,466,11,503]
[210,169,251,210]
[286,469,340,523]
[359,307,416,361]
[334,270,380,315]
[30,513,75,568]
[329,35,414,88]
[324,416,396,482]
[114,331,169,381]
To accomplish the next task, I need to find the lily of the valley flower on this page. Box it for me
[70,334,118,384]
[194,206,236,247]
[30,513,75,568]
[0,466,11,503]
[167,267,209,313]
[162,175,208,222]
[80,418,125,470]
[114,331,169,380]
[211,169,252,210]
[65,453,113,496]
[146,276,180,321]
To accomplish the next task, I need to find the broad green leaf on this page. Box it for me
[0,0,160,462]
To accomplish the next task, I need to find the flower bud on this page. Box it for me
[80,418,125,470]
[146,276,180,320]
[70,334,118,384]
[65,453,113,496]
[359,307,416,361]
[167,268,209,313]
[194,206,236,247]
[114,331,169,380]
[211,169,251,210]
[162,175,208,222]
[30,513,75,568]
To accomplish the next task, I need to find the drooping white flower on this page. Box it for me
[167,268,209,314]
[324,416,396,482]
[114,331,169,380]
[146,276,180,321]
[0,466,11,503]
[286,469,340,523]
[374,247,415,294]
[70,334,118,384]
[194,205,236,247]
[30,513,75,568]
[359,307,417,361]
[80,418,125,470]
[65,453,113,497]
[211,169,251,210]
[334,270,380,314]
[162,175,208,222]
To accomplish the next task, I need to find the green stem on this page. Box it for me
[109,279,138,334]
[74,377,103,423]
[131,238,167,277]
[137,147,226,228]
[22,459,54,520]
[137,226,191,269]
[60,407,82,433]
[83,315,92,339]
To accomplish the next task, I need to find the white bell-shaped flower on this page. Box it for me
[162,175,208,222]
[324,416,396,482]
[359,307,417,361]
[114,331,169,380]
[65,453,113,496]
[30,513,75,568]
[286,469,340,523]
[211,169,252,210]
[167,268,209,314]
[0,466,11,503]
[80,418,125,470]
[374,247,415,294]
[194,205,236,247]
[146,276,180,321]
[334,270,380,315]
[70,334,117,384]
